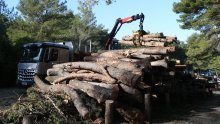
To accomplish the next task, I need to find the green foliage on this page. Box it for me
[173,0,220,37]
[173,0,220,54]
[7,0,108,51]
[0,87,102,123]
[185,33,220,70]
[0,0,17,86]
[168,40,187,64]
[17,0,67,22]
[8,0,74,43]
[173,0,220,68]
[78,0,115,5]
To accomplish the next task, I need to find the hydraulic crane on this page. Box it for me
[104,13,145,50]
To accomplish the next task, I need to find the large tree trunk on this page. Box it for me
[107,66,141,87]
[68,80,119,103]
[34,75,89,119]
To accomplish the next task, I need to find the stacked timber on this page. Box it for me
[120,32,177,47]
[34,33,178,123]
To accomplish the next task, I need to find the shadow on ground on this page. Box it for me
[151,91,220,123]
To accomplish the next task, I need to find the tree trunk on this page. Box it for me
[98,47,169,55]
[34,75,89,119]
[150,59,168,68]
[107,66,141,87]
[68,80,119,103]
[52,73,116,84]
[120,40,165,47]
[105,100,114,124]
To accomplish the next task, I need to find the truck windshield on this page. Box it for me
[20,47,42,62]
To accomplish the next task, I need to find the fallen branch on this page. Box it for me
[44,94,65,117]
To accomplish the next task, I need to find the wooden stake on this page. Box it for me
[105,100,114,124]
[144,93,151,121]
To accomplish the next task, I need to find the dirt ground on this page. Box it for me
[0,88,220,123]
[0,88,26,113]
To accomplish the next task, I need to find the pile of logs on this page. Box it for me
[34,43,177,123]
[120,32,177,47]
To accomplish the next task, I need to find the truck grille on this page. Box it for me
[18,69,36,82]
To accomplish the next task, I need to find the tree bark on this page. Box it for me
[34,75,89,119]
[98,47,169,55]
[144,93,151,121]
[105,100,114,124]
[52,73,116,84]
[68,80,119,103]
[107,66,141,87]
[142,36,176,42]
[150,59,168,68]
[98,60,144,74]
[120,40,165,47]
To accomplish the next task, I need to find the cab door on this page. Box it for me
[37,47,59,75]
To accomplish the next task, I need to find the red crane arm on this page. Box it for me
[104,13,145,50]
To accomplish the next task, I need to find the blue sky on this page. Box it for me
[6,0,196,42]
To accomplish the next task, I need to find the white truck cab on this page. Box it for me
[17,42,73,86]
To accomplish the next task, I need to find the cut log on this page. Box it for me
[107,66,141,87]
[52,62,116,83]
[119,40,165,47]
[99,51,124,58]
[142,36,176,42]
[119,84,143,103]
[34,75,89,119]
[141,41,165,47]
[47,68,70,76]
[119,58,140,63]
[47,68,63,76]
[45,76,63,83]
[166,36,177,41]
[98,47,169,55]
[143,33,164,38]
[105,100,114,124]
[98,58,150,74]
[52,73,116,84]
[150,59,168,68]
[53,62,104,74]
[144,93,151,121]
[68,80,119,103]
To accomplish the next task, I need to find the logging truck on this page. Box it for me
[16,42,74,86]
